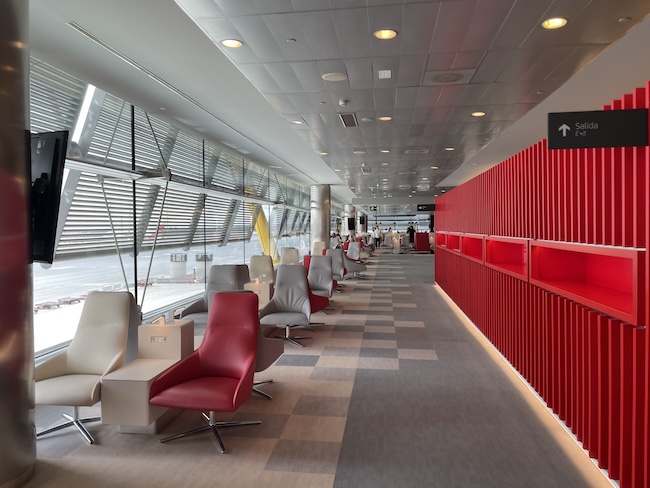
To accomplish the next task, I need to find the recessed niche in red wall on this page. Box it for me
[461,234,485,264]
[529,240,645,326]
[435,231,446,248]
[446,233,461,254]
[485,236,529,280]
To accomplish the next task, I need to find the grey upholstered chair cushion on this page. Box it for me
[308,255,334,298]
[259,264,311,326]
[326,248,347,281]
[279,247,300,265]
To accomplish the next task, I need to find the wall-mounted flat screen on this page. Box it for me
[30,130,68,264]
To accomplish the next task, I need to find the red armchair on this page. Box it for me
[149,292,260,453]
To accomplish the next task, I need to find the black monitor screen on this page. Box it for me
[30,130,68,264]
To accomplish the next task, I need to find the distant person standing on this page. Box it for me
[407,225,415,244]
[372,226,381,248]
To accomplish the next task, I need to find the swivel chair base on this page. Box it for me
[159,412,261,453]
[275,325,310,348]
[36,406,100,444]
[253,379,273,400]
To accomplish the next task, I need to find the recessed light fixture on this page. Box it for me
[11,41,25,49]
[536,90,545,95]
[221,39,243,48]
[381,149,390,153]
[471,111,486,117]
[409,195,412,198]
[334,169,341,172]
[361,117,374,122]
[618,17,631,24]
[269,165,282,169]
[382,162,389,166]
[290,120,303,125]
[286,38,297,43]
[378,116,392,121]
[431,166,439,169]
[422,177,428,180]
[353,150,366,154]
[541,17,568,30]
[322,72,348,82]
[319,151,328,155]
[445,147,455,151]
[374,29,398,40]
[442,189,446,193]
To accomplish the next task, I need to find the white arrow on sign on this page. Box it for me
[558,124,571,137]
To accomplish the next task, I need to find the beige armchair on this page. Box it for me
[35,291,135,444]
[248,255,275,284]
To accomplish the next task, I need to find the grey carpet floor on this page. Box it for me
[27,252,612,488]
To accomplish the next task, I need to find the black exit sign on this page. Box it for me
[548,109,648,149]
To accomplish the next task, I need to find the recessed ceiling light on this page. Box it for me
[412,190,417,193]
[382,178,388,181]
[442,189,446,193]
[353,150,366,154]
[471,111,486,117]
[431,166,439,169]
[445,147,455,151]
[322,72,348,82]
[290,120,303,125]
[408,195,412,198]
[286,38,297,43]
[378,116,392,121]
[541,17,568,30]
[618,17,631,24]
[422,177,428,180]
[269,165,282,169]
[221,39,243,48]
[536,90,545,95]
[374,29,398,40]
[319,151,328,155]
[382,162,389,166]
[334,169,341,172]
[381,149,390,153]
[361,117,374,122]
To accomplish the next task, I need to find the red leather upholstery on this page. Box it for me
[309,288,329,314]
[343,241,350,251]
[150,292,259,414]
[303,255,312,272]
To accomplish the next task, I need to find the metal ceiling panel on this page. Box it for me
[415,86,443,108]
[264,92,297,113]
[346,58,375,90]
[399,2,438,54]
[546,44,608,81]
[215,0,259,16]
[177,0,225,19]
[453,51,487,70]
[237,63,283,93]
[396,87,419,110]
[299,11,342,60]
[491,0,554,49]
[290,0,331,11]
[459,0,514,51]
[429,1,476,54]
[265,62,305,92]
[471,48,516,84]
[252,0,295,15]
[230,16,287,62]
[351,89,377,111]
[284,92,317,113]
[396,55,427,87]
[437,85,468,107]
[457,83,491,106]
[261,14,314,61]
[426,52,458,72]
[332,8,373,59]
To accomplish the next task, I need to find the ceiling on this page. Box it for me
[28,0,650,216]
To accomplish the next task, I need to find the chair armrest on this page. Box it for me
[180,298,207,317]
[233,355,256,408]
[34,351,67,381]
[149,352,201,399]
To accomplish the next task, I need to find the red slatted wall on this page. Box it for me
[435,81,650,488]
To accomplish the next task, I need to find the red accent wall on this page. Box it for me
[435,82,650,488]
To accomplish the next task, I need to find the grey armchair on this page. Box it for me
[35,291,135,444]
[259,265,311,347]
[326,248,348,282]
[308,255,334,298]
[181,264,250,334]
[280,247,300,265]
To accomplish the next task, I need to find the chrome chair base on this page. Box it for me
[159,412,261,453]
[36,407,99,444]
[253,379,273,400]
[275,325,310,347]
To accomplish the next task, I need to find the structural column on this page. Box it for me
[0,1,35,487]
[343,204,356,238]
[310,185,330,254]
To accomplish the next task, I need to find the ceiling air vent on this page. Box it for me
[361,166,372,175]
[339,113,358,128]
[404,149,430,155]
